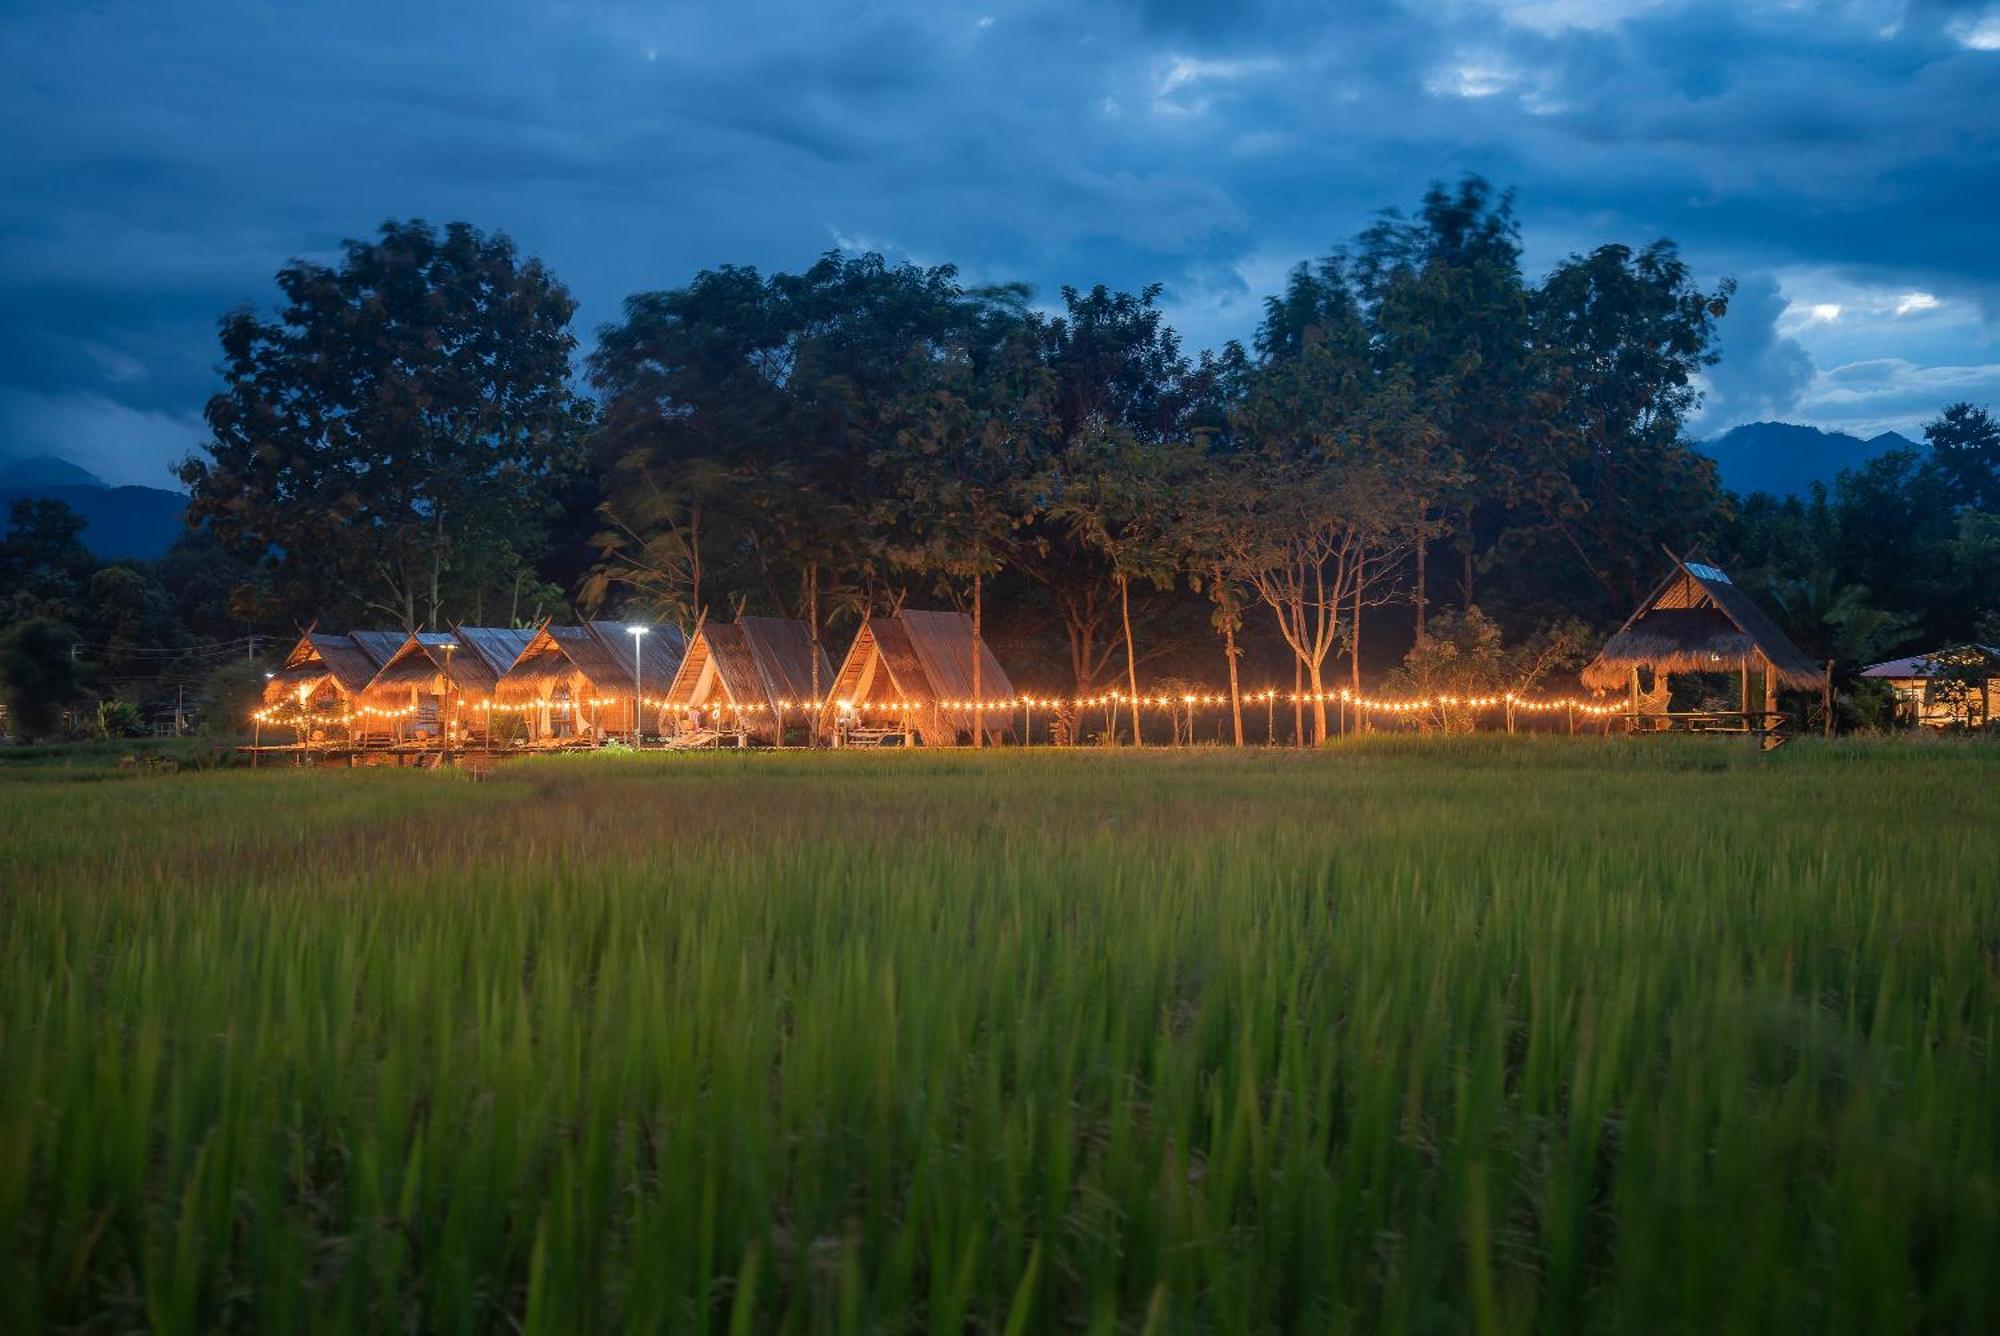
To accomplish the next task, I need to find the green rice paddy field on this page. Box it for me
[3,739,1997,1333]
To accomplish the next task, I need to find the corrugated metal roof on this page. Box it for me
[453,625,538,678]
[1860,645,2000,679]
[348,630,408,667]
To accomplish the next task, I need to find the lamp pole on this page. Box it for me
[627,625,649,748]
[440,641,457,762]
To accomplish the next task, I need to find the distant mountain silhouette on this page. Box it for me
[1701,421,1919,499]
[0,455,188,560]
[0,453,104,488]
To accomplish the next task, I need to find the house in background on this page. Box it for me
[1860,646,2000,727]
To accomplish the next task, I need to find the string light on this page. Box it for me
[255,685,1624,726]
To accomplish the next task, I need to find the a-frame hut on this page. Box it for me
[491,621,688,743]
[820,609,1017,745]
[352,625,538,744]
[664,616,834,742]
[263,630,399,713]
[352,632,459,742]
[1580,555,1823,727]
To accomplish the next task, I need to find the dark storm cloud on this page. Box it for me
[1,0,1995,484]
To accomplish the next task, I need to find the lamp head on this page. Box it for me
[626,624,649,637]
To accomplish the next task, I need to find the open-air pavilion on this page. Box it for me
[350,626,538,746]
[262,632,392,718]
[820,610,1017,746]
[1580,555,1826,739]
[491,621,688,744]
[663,616,833,744]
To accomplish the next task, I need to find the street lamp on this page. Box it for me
[626,625,649,748]
[439,641,457,761]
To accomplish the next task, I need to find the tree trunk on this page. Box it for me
[1351,553,1364,693]
[1414,519,1428,645]
[1218,571,1243,748]
[1292,654,1304,748]
[1119,572,1142,746]
[807,561,821,748]
[1309,657,1327,745]
[971,566,984,749]
[1462,548,1474,611]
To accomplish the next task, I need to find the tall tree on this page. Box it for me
[0,617,79,739]
[588,251,975,703]
[0,498,94,623]
[1233,293,1420,744]
[1353,177,1530,620]
[1530,240,1730,614]
[885,316,1047,744]
[181,219,591,629]
[1923,402,2000,512]
[1020,285,1215,698]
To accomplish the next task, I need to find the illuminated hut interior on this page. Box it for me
[664,616,834,742]
[492,621,688,742]
[1580,555,1822,729]
[352,626,537,743]
[352,631,459,742]
[262,630,399,717]
[822,609,1017,745]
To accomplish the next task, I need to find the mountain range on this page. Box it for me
[1699,422,1920,499]
[0,455,189,560]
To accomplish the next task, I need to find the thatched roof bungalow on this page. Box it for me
[1581,556,1822,727]
[492,621,688,741]
[263,630,400,709]
[352,626,538,741]
[821,610,1017,745]
[664,616,833,741]
[1860,645,2000,726]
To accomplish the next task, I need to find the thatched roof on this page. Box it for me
[358,633,459,699]
[822,610,1017,741]
[1581,557,1824,691]
[740,616,833,704]
[667,616,833,714]
[495,621,688,700]
[264,631,393,703]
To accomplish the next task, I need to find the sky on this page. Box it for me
[1,0,1996,488]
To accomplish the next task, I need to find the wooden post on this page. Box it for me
[1762,652,1777,732]
[1823,659,1835,738]
[1628,667,1640,734]
[1566,702,1575,736]
[1739,655,1752,727]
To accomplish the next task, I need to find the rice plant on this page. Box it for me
[2,739,1995,1332]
